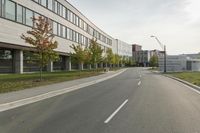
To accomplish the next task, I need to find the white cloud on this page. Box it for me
[67,0,200,55]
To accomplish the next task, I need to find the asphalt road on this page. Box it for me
[1,68,200,133]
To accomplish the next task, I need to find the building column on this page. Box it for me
[79,62,84,71]
[47,61,53,72]
[65,56,71,71]
[14,50,23,74]
[94,63,98,69]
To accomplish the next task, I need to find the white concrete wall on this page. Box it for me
[116,39,132,57]
[1,0,113,54]
[191,61,200,71]
[159,55,187,72]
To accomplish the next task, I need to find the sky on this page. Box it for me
[67,0,200,55]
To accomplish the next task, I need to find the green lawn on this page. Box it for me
[0,70,104,93]
[169,72,200,86]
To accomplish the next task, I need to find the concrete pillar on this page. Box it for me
[14,50,23,74]
[87,64,92,70]
[47,61,53,72]
[94,63,98,69]
[79,62,84,70]
[65,56,71,71]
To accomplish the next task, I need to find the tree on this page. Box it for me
[122,56,127,66]
[114,54,120,67]
[84,47,92,69]
[106,48,114,68]
[21,16,59,81]
[150,55,158,68]
[89,39,103,69]
[70,44,87,71]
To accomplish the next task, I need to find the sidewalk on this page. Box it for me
[0,69,127,111]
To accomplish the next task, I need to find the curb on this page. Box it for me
[164,74,200,92]
[0,69,127,112]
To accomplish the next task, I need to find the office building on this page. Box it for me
[0,0,131,73]
[132,44,163,66]
[159,55,200,72]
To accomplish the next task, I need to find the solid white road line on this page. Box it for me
[104,99,128,124]
[0,69,128,113]
[138,81,141,86]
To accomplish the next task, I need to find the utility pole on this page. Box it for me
[151,35,167,73]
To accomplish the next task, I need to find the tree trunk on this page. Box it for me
[40,67,42,81]
[40,53,43,81]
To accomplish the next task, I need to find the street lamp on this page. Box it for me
[150,35,167,73]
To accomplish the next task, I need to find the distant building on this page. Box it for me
[159,55,200,72]
[181,54,200,59]
[132,44,163,67]
[132,44,142,52]
[116,39,132,57]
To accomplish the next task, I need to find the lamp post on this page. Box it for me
[150,35,167,73]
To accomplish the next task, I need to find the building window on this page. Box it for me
[69,11,73,22]
[62,6,66,18]
[17,4,23,23]
[0,0,2,16]
[67,9,70,21]
[53,21,57,35]
[62,26,66,38]
[58,3,62,16]
[83,22,87,31]
[48,0,53,10]
[23,51,40,72]
[58,23,61,36]
[72,31,76,42]
[78,34,81,44]
[25,9,33,26]
[0,48,13,73]
[41,0,47,7]
[34,12,40,19]
[66,28,70,40]
[34,0,39,3]
[54,1,57,13]
[73,13,76,24]
[69,28,72,40]
[5,0,15,21]
[48,19,53,33]
[76,32,79,43]
[75,16,79,26]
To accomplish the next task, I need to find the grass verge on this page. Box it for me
[0,70,103,93]
[168,72,200,86]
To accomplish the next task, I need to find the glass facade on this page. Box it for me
[0,0,116,73]
[48,0,53,10]
[23,51,40,72]
[17,5,23,23]
[5,0,15,21]
[0,0,2,16]
[25,9,33,27]
[41,0,47,7]
[0,48,13,73]
[53,55,65,71]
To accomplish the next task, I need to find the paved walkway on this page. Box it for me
[0,69,126,105]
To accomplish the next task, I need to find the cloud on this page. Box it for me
[67,0,200,54]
